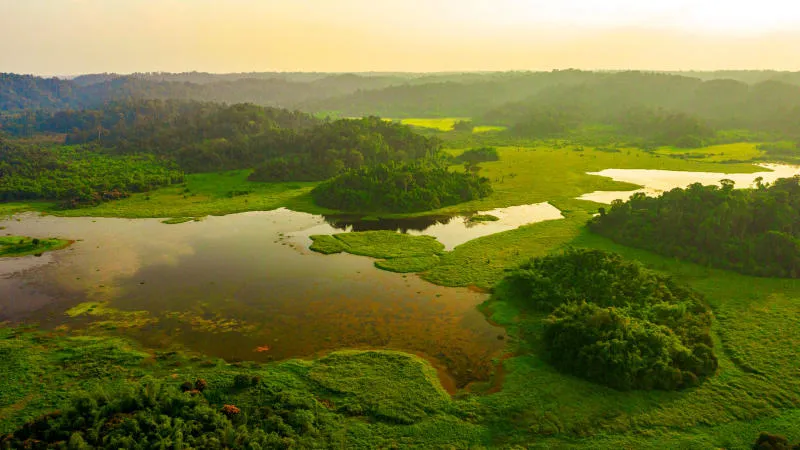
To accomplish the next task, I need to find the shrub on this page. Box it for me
[195,378,208,392]
[753,432,799,449]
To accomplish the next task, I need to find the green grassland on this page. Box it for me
[392,118,505,134]
[399,117,470,131]
[472,125,507,134]
[2,142,798,447]
[4,170,330,219]
[0,236,72,258]
[654,142,765,162]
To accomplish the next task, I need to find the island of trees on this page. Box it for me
[311,163,492,213]
[500,248,717,391]
[589,176,800,278]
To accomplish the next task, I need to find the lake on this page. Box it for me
[1,205,565,389]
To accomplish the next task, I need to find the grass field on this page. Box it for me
[472,125,507,134]
[399,117,470,131]
[654,142,765,162]
[7,170,331,219]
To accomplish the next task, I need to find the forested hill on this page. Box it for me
[301,71,600,118]
[1,71,504,114]
[0,72,411,113]
[483,72,800,145]
[589,177,800,278]
[10,100,441,176]
[5,70,800,118]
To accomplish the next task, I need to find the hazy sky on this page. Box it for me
[2,0,800,75]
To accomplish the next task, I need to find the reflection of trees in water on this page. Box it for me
[322,214,458,233]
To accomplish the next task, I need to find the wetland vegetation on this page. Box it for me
[2,69,800,448]
[0,236,71,258]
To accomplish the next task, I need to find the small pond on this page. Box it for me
[578,163,800,204]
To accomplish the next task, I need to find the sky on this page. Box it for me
[2,0,800,75]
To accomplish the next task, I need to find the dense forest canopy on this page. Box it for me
[0,136,183,206]
[589,176,800,278]
[311,163,492,213]
[1,100,441,176]
[500,248,717,391]
[3,378,334,449]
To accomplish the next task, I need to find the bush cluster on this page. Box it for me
[503,248,717,390]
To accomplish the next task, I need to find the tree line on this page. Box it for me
[12,101,439,178]
[589,176,800,278]
[0,137,183,207]
[483,72,800,148]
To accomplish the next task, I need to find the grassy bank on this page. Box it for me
[0,236,72,258]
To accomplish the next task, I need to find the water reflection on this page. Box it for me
[0,208,518,387]
[579,163,800,204]
[314,202,564,250]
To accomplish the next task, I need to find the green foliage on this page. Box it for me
[759,141,800,164]
[3,378,327,449]
[0,236,71,257]
[468,214,499,222]
[451,120,474,132]
[589,176,800,278]
[312,163,492,213]
[248,116,441,182]
[0,137,183,207]
[501,248,717,390]
[455,147,500,163]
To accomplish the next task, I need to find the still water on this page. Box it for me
[579,163,800,204]
[0,204,564,389]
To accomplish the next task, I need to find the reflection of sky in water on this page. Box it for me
[0,208,518,387]
[291,202,564,250]
[578,163,800,204]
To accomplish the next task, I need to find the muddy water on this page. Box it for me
[0,208,519,388]
[579,163,800,204]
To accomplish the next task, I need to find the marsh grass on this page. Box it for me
[468,214,499,222]
[161,217,204,225]
[0,236,71,257]
[310,231,445,272]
